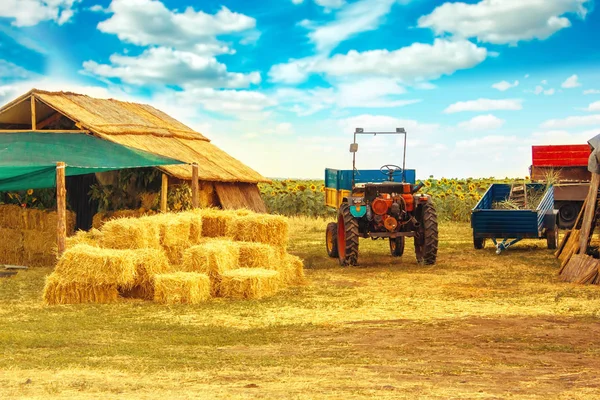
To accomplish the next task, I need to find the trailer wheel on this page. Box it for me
[389,237,405,257]
[326,222,339,258]
[415,203,438,265]
[557,203,580,229]
[546,225,558,250]
[474,237,486,250]
[337,203,359,266]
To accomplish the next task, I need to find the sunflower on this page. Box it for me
[320,186,325,192]
[297,185,307,191]
[310,184,317,191]
[424,180,432,188]
[468,184,476,191]
[441,178,449,185]
[439,193,446,199]
[271,192,277,197]
[446,189,453,195]
[455,185,463,192]
[27,189,33,195]
[450,179,457,186]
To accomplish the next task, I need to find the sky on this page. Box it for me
[0,0,599,180]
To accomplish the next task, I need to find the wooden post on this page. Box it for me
[161,173,168,213]
[191,163,199,209]
[30,96,37,130]
[56,162,66,257]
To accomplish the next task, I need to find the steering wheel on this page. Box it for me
[380,164,403,181]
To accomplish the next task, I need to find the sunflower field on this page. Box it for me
[260,177,528,222]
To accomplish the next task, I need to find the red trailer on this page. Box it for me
[530,144,591,229]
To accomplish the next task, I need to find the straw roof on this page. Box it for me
[0,89,268,183]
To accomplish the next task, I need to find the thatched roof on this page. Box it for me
[0,89,268,183]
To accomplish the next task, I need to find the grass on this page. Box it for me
[1,217,600,398]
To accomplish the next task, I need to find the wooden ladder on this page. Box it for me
[509,182,527,208]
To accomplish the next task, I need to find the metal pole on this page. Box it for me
[352,131,357,187]
[402,132,407,183]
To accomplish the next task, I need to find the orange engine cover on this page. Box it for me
[384,216,398,231]
[402,194,414,212]
[372,197,392,215]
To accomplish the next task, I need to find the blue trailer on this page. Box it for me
[471,183,558,254]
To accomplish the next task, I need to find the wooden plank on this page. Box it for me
[36,112,62,129]
[578,174,600,254]
[160,173,168,213]
[30,95,36,130]
[215,183,267,213]
[56,161,66,257]
[555,229,571,258]
[191,163,199,209]
[0,129,90,134]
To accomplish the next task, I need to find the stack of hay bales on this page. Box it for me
[0,205,75,267]
[43,208,305,305]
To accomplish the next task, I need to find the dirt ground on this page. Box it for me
[1,220,599,399]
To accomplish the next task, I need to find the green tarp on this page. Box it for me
[0,132,185,191]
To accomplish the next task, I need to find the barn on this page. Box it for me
[0,89,268,220]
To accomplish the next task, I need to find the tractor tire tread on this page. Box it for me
[420,203,438,265]
[339,203,359,266]
[326,222,339,258]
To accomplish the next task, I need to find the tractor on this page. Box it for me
[324,128,438,266]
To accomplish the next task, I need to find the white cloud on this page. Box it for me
[531,129,600,145]
[524,74,530,78]
[0,0,78,27]
[89,5,108,13]
[444,98,523,113]
[315,0,346,11]
[97,0,255,53]
[418,0,590,45]
[338,114,440,136]
[457,114,505,131]
[243,122,295,139]
[0,60,34,81]
[562,74,581,88]
[271,39,488,85]
[544,88,555,95]
[304,0,396,53]
[585,101,600,112]
[456,135,519,149]
[83,47,260,88]
[275,78,420,116]
[291,0,304,4]
[541,114,600,129]
[541,79,548,85]
[534,85,544,95]
[492,80,519,91]
[584,89,600,95]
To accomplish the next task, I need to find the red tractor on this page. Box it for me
[324,128,438,266]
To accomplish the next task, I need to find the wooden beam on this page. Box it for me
[191,163,199,209]
[30,96,36,130]
[56,162,67,258]
[0,129,90,134]
[36,112,62,130]
[161,173,168,213]
[578,173,600,254]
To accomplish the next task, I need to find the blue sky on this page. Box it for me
[1,0,599,179]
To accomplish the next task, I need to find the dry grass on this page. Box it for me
[2,217,600,399]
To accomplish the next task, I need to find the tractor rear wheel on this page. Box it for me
[326,222,339,258]
[337,203,359,266]
[389,237,405,257]
[414,203,438,265]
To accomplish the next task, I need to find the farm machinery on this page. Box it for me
[324,128,438,266]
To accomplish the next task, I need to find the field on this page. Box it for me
[1,218,600,399]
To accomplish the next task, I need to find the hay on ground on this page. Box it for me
[226,214,289,249]
[182,240,239,296]
[281,254,306,286]
[100,217,161,249]
[66,229,103,248]
[220,268,280,299]
[54,244,137,286]
[120,248,172,300]
[43,273,118,305]
[237,242,280,270]
[153,272,210,304]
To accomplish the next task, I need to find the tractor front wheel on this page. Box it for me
[389,237,405,257]
[414,203,438,265]
[337,203,359,266]
[326,222,339,258]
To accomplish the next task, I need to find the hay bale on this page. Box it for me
[151,214,192,265]
[0,227,24,265]
[220,268,280,299]
[238,242,280,270]
[120,248,172,300]
[281,254,306,286]
[66,229,103,248]
[100,217,161,249]
[182,240,239,296]
[176,211,204,244]
[227,214,289,249]
[43,273,118,305]
[198,209,235,237]
[54,244,137,286]
[153,272,210,304]
[0,205,25,229]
